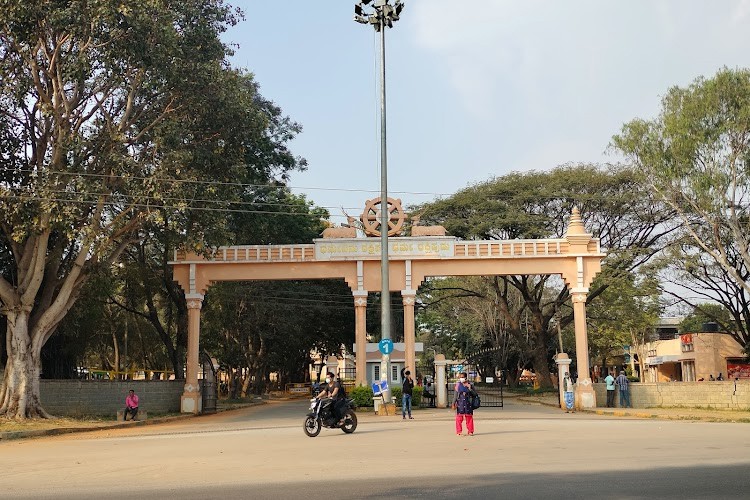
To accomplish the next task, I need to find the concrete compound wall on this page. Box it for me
[39,380,184,417]
[594,381,750,410]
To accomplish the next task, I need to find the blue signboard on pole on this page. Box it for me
[371,380,389,396]
[378,338,394,355]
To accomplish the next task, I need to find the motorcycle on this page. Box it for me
[303,397,358,437]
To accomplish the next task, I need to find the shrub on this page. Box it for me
[412,386,423,407]
[393,386,423,407]
[392,386,402,403]
[350,385,374,407]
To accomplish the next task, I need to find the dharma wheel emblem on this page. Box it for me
[360,197,406,237]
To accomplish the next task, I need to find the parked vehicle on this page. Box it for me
[303,398,357,437]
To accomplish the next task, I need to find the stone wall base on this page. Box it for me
[593,381,750,409]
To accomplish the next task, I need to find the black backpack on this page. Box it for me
[471,392,481,409]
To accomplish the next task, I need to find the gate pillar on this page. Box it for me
[434,354,448,408]
[571,292,596,409]
[555,352,572,411]
[402,290,416,375]
[181,293,204,414]
[353,291,368,386]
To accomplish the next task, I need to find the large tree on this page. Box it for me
[414,164,676,386]
[418,276,530,387]
[0,1,249,418]
[613,68,750,351]
[585,271,662,379]
[101,77,310,381]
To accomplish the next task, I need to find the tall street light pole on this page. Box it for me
[355,0,404,399]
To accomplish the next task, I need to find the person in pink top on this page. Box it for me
[124,389,139,421]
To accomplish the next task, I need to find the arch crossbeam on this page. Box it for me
[170,208,604,412]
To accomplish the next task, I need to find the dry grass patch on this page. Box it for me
[0,416,112,433]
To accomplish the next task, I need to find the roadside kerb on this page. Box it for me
[517,394,750,423]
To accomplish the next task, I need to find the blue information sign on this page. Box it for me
[371,380,389,395]
[378,338,394,355]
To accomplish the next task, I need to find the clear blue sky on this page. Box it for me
[224,1,750,222]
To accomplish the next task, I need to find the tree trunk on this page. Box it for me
[0,310,51,418]
[530,331,553,388]
[241,371,252,397]
[111,325,120,378]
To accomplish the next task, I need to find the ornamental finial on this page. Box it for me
[566,206,585,235]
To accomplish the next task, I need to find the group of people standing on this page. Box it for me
[604,370,631,408]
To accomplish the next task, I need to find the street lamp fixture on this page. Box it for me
[354,0,404,31]
[353,0,404,400]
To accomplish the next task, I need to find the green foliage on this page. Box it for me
[391,386,423,407]
[679,303,733,333]
[201,279,355,394]
[586,271,662,369]
[613,67,750,350]
[391,386,402,402]
[349,385,374,408]
[412,386,423,407]
[414,164,674,387]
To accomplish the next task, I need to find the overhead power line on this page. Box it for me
[3,167,661,203]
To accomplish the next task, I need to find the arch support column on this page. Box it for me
[181,293,204,414]
[353,291,368,386]
[402,290,416,375]
[571,291,596,409]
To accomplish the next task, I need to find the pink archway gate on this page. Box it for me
[170,207,604,413]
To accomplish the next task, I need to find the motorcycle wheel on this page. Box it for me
[303,415,321,437]
[341,410,357,434]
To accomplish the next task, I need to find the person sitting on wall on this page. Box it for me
[124,389,139,421]
[717,372,724,381]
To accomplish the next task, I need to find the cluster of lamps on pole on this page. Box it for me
[354,0,404,30]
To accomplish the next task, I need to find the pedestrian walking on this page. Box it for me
[563,373,575,412]
[401,367,414,419]
[452,372,477,436]
[615,370,631,408]
[604,371,616,408]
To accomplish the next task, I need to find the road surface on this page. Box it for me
[1,398,748,499]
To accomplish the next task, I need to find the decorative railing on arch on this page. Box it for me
[172,237,601,264]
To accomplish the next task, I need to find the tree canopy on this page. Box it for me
[0,0,314,417]
[413,164,674,385]
[614,67,750,351]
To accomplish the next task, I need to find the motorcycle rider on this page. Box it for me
[316,371,345,424]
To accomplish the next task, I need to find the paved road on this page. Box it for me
[1,399,749,499]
